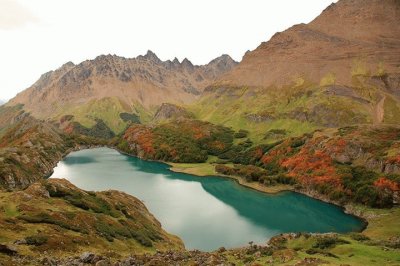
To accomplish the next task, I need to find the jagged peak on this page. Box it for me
[172,57,180,65]
[145,50,156,57]
[181,58,194,69]
[141,50,161,63]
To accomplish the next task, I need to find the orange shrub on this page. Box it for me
[374,177,399,192]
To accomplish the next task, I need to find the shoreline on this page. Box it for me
[56,146,369,234]
[112,146,369,231]
[168,161,369,232]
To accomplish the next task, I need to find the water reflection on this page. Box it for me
[64,156,97,165]
[51,148,364,251]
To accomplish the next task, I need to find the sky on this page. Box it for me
[0,0,337,101]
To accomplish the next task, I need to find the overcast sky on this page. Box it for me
[0,0,336,101]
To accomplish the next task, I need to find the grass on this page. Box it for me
[0,180,184,261]
[384,95,400,124]
[278,234,400,265]
[169,158,295,194]
[356,206,400,240]
[169,162,216,176]
[63,97,130,133]
[3,203,19,218]
[55,97,154,134]
[188,84,373,146]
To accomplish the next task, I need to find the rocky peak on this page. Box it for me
[181,58,194,72]
[60,61,75,69]
[206,54,238,73]
[140,50,162,64]
[208,54,237,65]
[172,57,180,65]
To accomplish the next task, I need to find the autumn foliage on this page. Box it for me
[281,148,341,187]
[118,120,233,163]
[117,121,400,208]
[374,177,400,192]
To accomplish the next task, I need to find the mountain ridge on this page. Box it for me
[8,51,237,132]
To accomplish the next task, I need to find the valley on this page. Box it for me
[0,0,400,265]
[49,147,364,251]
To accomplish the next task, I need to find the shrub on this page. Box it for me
[234,129,249,138]
[19,213,86,234]
[306,248,339,258]
[313,236,349,249]
[120,113,140,124]
[290,138,306,148]
[349,233,370,242]
[25,235,48,246]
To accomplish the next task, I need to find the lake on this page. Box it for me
[50,147,364,251]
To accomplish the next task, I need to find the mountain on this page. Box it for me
[217,0,400,88]
[1,0,400,264]
[195,0,400,143]
[9,51,237,133]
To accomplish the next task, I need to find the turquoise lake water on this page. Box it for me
[50,147,364,251]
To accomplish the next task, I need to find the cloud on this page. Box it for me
[0,0,38,30]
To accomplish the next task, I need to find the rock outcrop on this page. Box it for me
[153,103,194,121]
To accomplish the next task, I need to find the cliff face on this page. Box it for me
[217,0,400,88]
[8,52,237,133]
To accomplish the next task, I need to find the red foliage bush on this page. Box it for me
[374,177,400,192]
[123,125,155,156]
[281,148,341,187]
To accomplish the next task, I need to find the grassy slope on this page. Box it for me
[54,97,155,134]
[0,179,183,262]
[188,74,400,146]
[279,207,400,266]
